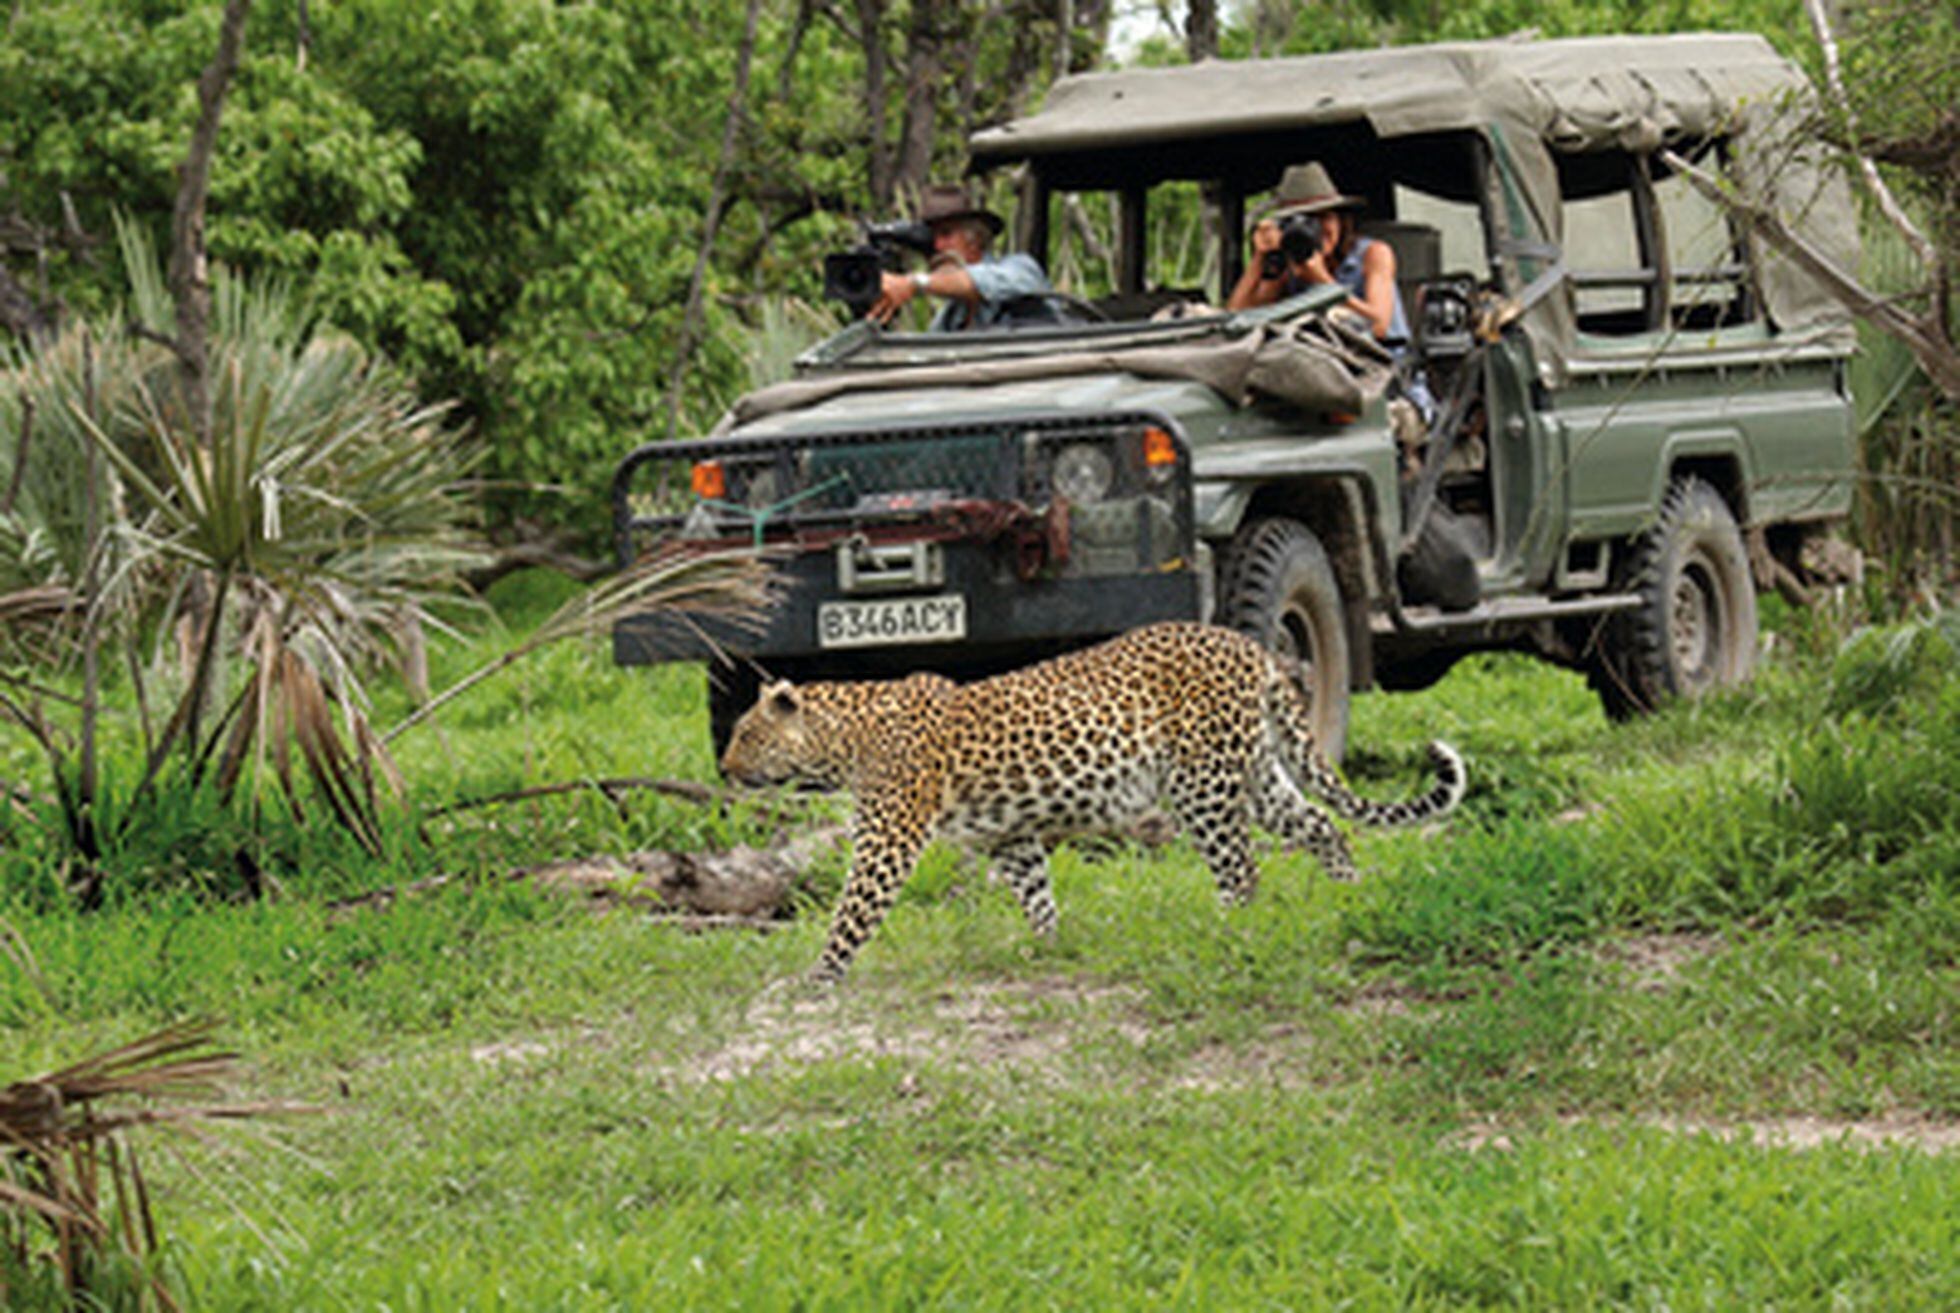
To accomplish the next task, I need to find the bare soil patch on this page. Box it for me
[652,977,1152,1085]
[1593,932,1723,991]
[1447,1112,1960,1156]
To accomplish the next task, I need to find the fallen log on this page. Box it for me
[325,825,847,922]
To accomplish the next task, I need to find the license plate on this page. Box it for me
[817,595,967,650]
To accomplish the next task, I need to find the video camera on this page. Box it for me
[823,219,936,317]
[1260,212,1324,279]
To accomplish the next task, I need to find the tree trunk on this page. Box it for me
[664,0,764,439]
[892,0,944,200]
[1185,0,1217,63]
[167,0,252,448]
[856,0,894,208]
[0,263,56,343]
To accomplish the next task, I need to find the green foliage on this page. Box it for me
[1347,823,1611,969]
[1,1,1100,537]
[5,618,1960,1307]
[1828,613,1960,717]
[0,222,485,888]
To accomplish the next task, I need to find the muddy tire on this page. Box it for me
[1219,517,1351,762]
[1595,477,1757,717]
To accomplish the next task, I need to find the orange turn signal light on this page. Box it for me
[1142,426,1178,467]
[690,460,727,500]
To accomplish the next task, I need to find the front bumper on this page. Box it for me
[610,410,1200,670]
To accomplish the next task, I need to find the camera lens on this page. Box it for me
[1279,215,1318,263]
[823,251,881,306]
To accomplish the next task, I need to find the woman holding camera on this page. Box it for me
[1225,162,1408,346]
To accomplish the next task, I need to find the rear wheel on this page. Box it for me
[1594,477,1757,717]
[1219,517,1352,763]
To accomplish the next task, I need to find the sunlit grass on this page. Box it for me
[2,589,1957,1308]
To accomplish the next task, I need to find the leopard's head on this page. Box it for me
[720,681,842,789]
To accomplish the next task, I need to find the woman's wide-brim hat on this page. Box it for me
[917,182,1005,236]
[1259,162,1366,220]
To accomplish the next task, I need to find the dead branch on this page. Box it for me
[1660,148,1960,401]
[462,539,609,593]
[1803,0,1940,276]
[326,824,848,922]
[424,775,721,818]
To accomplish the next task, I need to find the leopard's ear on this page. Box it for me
[762,681,801,715]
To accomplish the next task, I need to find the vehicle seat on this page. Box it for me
[997,291,1110,327]
[1091,288,1204,323]
[1358,220,1443,326]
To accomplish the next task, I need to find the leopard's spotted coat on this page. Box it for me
[721,621,1465,983]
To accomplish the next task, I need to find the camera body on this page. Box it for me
[1259,212,1325,280]
[823,219,936,317]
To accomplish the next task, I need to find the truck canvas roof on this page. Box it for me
[970,32,1858,367]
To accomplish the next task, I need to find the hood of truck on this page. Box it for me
[726,371,1227,438]
[719,368,1384,460]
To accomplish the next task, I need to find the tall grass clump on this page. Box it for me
[1344,823,1611,972]
[0,220,484,898]
[1596,615,1959,926]
[0,1021,306,1312]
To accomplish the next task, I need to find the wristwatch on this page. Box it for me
[910,271,931,294]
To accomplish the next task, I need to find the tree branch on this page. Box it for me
[1803,0,1941,277]
[1660,147,1960,401]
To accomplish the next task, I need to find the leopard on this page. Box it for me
[721,621,1466,985]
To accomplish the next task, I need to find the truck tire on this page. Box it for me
[1219,517,1352,763]
[1596,476,1757,717]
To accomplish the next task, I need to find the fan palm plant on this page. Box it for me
[0,219,488,860]
[3,219,774,887]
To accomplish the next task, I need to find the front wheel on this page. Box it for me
[1595,477,1757,717]
[1218,517,1352,763]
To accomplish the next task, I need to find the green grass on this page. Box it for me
[2,585,1956,1308]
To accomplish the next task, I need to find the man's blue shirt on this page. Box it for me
[929,253,1052,332]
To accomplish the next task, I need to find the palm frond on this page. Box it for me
[384,542,780,745]
[2,1020,315,1312]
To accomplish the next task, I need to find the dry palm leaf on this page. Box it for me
[384,540,780,745]
[1,1020,315,1312]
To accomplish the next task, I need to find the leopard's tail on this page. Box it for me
[1265,661,1466,828]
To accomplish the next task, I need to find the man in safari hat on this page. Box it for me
[870,181,1052,332]
[1225,162,1410,349]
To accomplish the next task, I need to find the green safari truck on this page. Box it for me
[613,33,1861,759]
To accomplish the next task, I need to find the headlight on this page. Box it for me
[1051,443,1115,504]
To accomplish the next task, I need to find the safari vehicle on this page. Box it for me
[613,33,1860,759]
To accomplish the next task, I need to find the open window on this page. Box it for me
[1559,151,1661,336]
[1651,141,1758,331]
